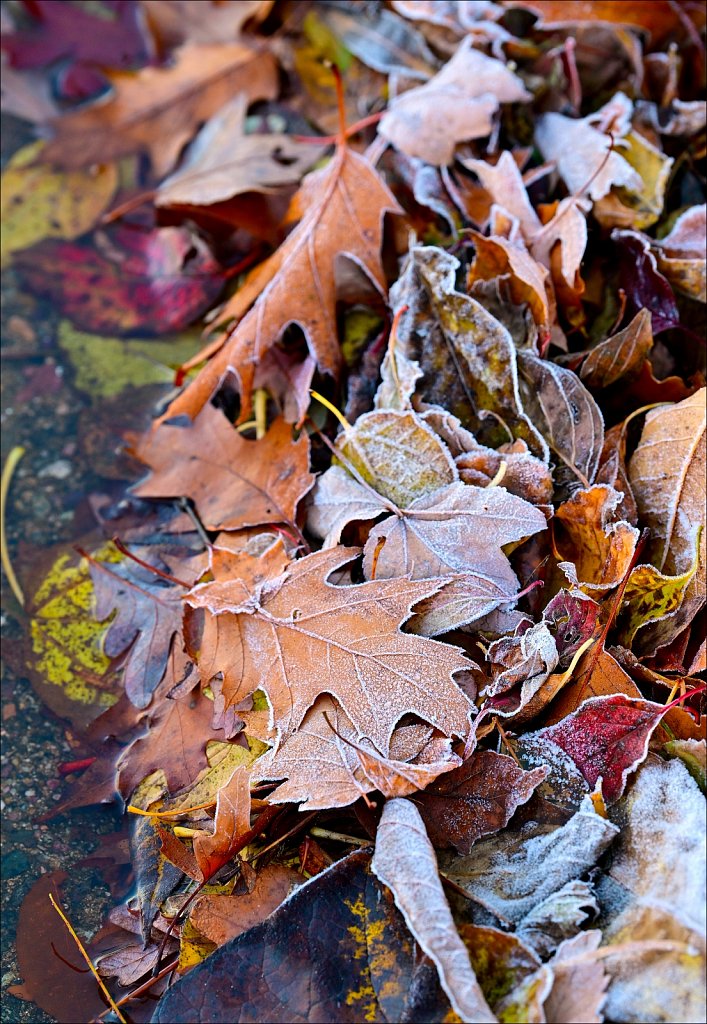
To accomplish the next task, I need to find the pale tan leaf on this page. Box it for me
[339,409,458,508]
[544,930,608,1024]
[156,94,325,207]
[535,95,641,203]
[379,38,529,165]
[653,205,707,302]
[372,798,497,1023]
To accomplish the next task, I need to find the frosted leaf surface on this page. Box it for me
[372,798,497,1023]
[444,796,618,924]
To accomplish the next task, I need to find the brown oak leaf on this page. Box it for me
[133,405,314,532]
[186,545,473,753]
[162,144,402,424]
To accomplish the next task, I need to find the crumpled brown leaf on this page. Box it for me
[133,405,314,532]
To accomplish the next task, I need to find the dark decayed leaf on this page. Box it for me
[15,225,225,336]
[151,849,449,1024]
[414,749,548,854]
[130,813,185,941]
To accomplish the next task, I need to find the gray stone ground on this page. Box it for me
[1,114,124,1023]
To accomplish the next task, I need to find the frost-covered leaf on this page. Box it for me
[629,389,706,648]
[444,796,618,924]
[599,757,706,1024]
[372,798,496,1023]
[187,545,473,753]
[544,930,608,1024]
[554,484,639,597]
[379,37,529,165]
[392,245,547,456]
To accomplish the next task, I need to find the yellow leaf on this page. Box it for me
[0,141,117,267]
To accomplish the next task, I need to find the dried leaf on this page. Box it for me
[599,757,706,1024]
[544,930,608,1024]
[192,766,252,881]
[535,95,641,202]
[191,864,302,945]
[90,552,202,709]
[516,879,599,959]
[163,144,401,424]
[156,94,325,207]
[379,37,529,165]
[415,750,548,854]
[629,389,706,645]
[580,308,654,389]
[318,6,438,80]
[617,543,700,649]
[133,406,314,532]
[41,43,279,176]
[519,693,679,803]
[518,351,604,495]
[361,480,547,634]
[554,484,640,596]
[653,205,706,303]
[152,849,453,1023]
[187,545,473,753]
[372,798,497,1023]
[339,408,458,508]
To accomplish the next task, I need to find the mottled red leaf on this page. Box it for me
[522,693,676,803]
[15,225,224,336]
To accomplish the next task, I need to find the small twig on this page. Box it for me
[48,895,126,1023]
[176,496,212,548]
[1,445,26,606]
[309,827,370,847]
[91,958,180,1021]
[110,536,192,588]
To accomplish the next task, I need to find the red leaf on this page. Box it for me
[523,693,676,802]
[15,224,224,336]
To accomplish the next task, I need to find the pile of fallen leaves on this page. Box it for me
[3,1,706,1022]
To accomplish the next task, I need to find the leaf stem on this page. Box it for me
[1,445,25,607]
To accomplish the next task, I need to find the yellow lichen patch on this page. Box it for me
[1,141,117,267]
[27,544,123,721]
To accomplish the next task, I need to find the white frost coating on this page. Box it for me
[535,93,641,203]
[372,798,497,1023]
[307,466,388,547]
[601,757,706,1024]
[445,796,618,923]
